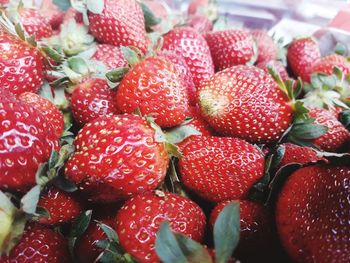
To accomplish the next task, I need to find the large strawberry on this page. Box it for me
[0,224,70,262]
[162,27,214,87]
[309,53,350,76]
[65,115,169,203]
[0,92,59,192]
[287,37,321,82]
[92,44,128,70]
[0,31,45,95]
[116,191,206,263]
[88,0,148,53]
[116,56,189,128]
[276,164,350,263]
[178,136,264,202]
[251,30,277,64]
[197,65,293,143]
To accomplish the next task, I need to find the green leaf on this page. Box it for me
[334,42,347,56]
[339,109,350,131]
[95,239,110,250]
[293,78,303,98]
[86,0,104,14]
[99,223,119,243]
[69,210,93,238]
[53,0,71,11]
[36,206,50,218]
[20,185,41,215]
[121,46,140,67]
[319,74,336,88]
[106,67,129,83]
[290,123,328,140]
[214,202,240,263]
[270,144,286,170]
[165,125,201,144]
[67,57,90,75]
[333,66,344,81]
[140,1,161,31]
[175,234,212,263]
[48,151,59,170]
[165,142,183,159]
[52,176,78,193]
[293,100,309,121]
[267,64,288,98]
[41,47,64,63]
[14,23,25,41]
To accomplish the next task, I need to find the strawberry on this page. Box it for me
[256,60,289,81]
[65,115,169,203]
[19,8,54,40]
[0,224,70,262]
[92,44,128,70]
[158,50,196,105]
[18,92,64,138]
[37,187,82,225]
[188,0,209,15]
[310,53,350,77]
[162,27,214,87]
[71,78,120,125]
[309,108,350,151]
[197,65,293,143]
[0,31,45,95]
[251,30,277,64]
[88,0,148,53]
[210,200,277,262]
[287,37,321,82]
[205,29,256,71]
[187,15,213,33]
[178,136,264,202]
[116,191,206,263]
[0,92,59,192]
[39,0,65,29]
[276,164,350,263]
[63,7,83,25]
[116,56,189,128]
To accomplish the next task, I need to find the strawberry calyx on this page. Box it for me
[140,1,161,33]
[70,0,104,25]
[339,109,350,131]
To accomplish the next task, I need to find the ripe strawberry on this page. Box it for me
[71,78,120,125]
[251,30,277,64]
[197,65,293,143]
[65,115,169,203]
[187,15,213,33]
[256,60,289,81]
[37,187,82,225]
[310,53,350,76]
[0,31,45,95]
[287,37,321,82]
[0,93,59,192]
[276,164,350,263]
[309,108,350,151]
[162,27,214,87]
[88,0,148,53]
[178,136,264,202]
[205,29,256,71]
[210,200,277,262]
[19,8,54,40]
[116,191,206,263]
[158,50,196,105]
[18,92,64,138]
[0,224,70,262]
[116,56,189,128]
[92,44,128,70]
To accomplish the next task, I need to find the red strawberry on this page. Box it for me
[158,50,196,105]
[88,0,148,53]
[178,136,264,202]
[205,29,256,71]
[0,224,70,262]
[0,93,59,192]
[37,187,82,225]
[71,78,120,125]
[116,191,206,263]
[19,8,54,40]
[251,30,277,64]
[210,200,277,261]
[187,15,213,33]
[188,0,209,15]
[0,31,45,95]
[18,92,64,138]
[65,115,169,203]
[276,164,350,263]
[256,60,289,81]
[63,7,83,25]
[287,37,321,82]
[39,0,65,30]
[310,53,350,76]
[92,44,128,70]
[116,56,189,128]
[162,27,214,87]
[309,108,350,152]
[197,65,293,143]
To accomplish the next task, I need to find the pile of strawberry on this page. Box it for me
[0,0,349,262]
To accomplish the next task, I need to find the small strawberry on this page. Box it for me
[287,37,321,82]
[0,224,70,262]
[116,191,206,263]
[251,30,277,64]
[256,60,289,81]
[205,29,256,71]
[92,44,128,70]
[310,53,350,77]
[276,164,350,263]
[0,30,46,95]
[309,108,350,151]
[162,27,214,87]
[65,115,169,203]
[187,15,213,33]
[37,187,83,225]
[18,92,64,138]
[198,65,293,143]
[116,56,189,128]
[87,0,148,53]
[178,136,264,202]
[0,93,59,192]
[71,78,120,125]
